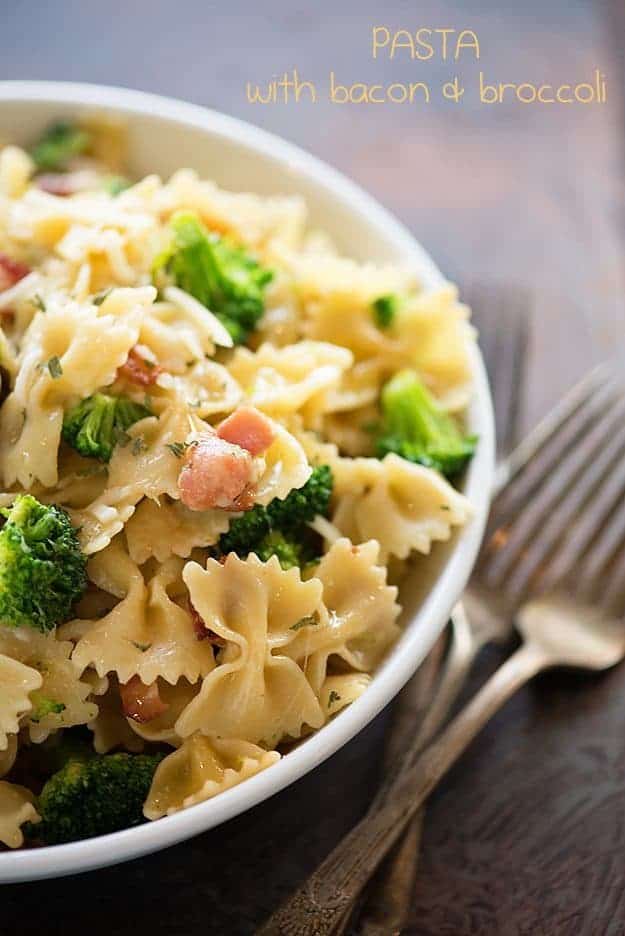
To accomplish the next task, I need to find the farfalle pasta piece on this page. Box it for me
[227,340,352,420]
[285,250,416,361]
[101,393,190,502]
[0,654,42,750]
[176,554,324,746]
[320,673,372,718]
[125,498,230,564]
[0,287,150,488]
[0,629,98,744]
[8,186,156,252]
[144,733,280,819]
[391,284,475,411]
[292,250,473,411]
[70,540,216,686]
[139,289,231,374]
[56,225,139,287]
[321,358,385,415]
[0,781,40,848]
[127,679,200,745]
[72,392,191,554]
[154,169,306,251]
[85,675,144,754]
[253,419,311,506]
[156,359,242,418]
[321,404,379,457]
[286,538,400,691]
[255,274,302,348]
[332,453,472,562]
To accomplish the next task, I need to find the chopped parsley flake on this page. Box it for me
[166,441,194,458]
[130,640,152,653]
[45,356,63,379]
[131,436,147,456]
[93,288,113,306]
[290,614,319,631]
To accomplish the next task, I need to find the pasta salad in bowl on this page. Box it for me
[0,83,493,880]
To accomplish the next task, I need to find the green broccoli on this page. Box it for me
[30,696,66,724]
[0,494,87,632]
[102,175,131,196]
[62,393,152,462]
[154,211,273,344]
[372,294,398,329]
[374,370,476,478]
[32,752,164,844]
[253,530,306,570]
[217,464,333,569]
[29,120,91,172]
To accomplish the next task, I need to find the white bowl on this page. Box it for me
[0,81,495,882]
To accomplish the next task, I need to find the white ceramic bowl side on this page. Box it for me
[0,82,495,883]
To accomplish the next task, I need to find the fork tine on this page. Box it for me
[504,414,625,597]
[486,368,619,536]
[480,372,623,568]
[479,376,625,592]
[493,362,612,498]
[576,495,625,603]
[542,432,625,588]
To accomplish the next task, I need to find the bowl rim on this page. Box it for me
[0,80,495,882]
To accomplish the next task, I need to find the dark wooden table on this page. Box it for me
[2,1,625,932]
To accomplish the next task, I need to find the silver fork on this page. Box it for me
[258,362,625,936]
[343,280,531,936]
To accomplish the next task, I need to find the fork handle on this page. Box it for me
[258,642,547,936]
[354,610,484,936]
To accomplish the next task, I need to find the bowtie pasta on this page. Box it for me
[0,119,476,849]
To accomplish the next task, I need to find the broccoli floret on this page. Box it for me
[29,695,66,723]
[253,531,306,570]
[372,294,398,329]
[0,495,87,632]
[375,370,476,478]
[62,393,151,462]
[154,211,273,344]
[217,464,333,568]
[32,752,164,844]
[30,120,91,172]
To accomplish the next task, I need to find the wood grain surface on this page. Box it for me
[2,1,625,933]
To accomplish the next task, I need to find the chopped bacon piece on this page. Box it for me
[217,407,275,456]
[0,253,30,292]
[120,676,169,723]
[178,431,257,512]
[117,345,163,387]
[36,169,101,196]
[189,602,226,646]
[35,173,79,196]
